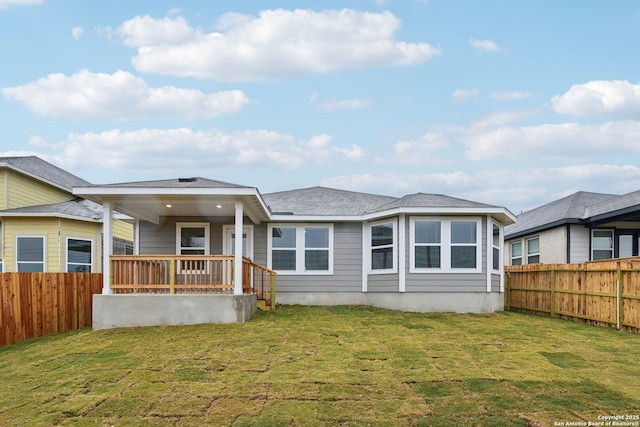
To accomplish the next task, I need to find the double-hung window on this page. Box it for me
[268,224,333,274]
[526,237,540,264]
[17,236,45,272]
[592,230,613,260]
[511,241,523,265]
[370,220,396,273]
[67,238,92,272]
[492,223,501,272]
[410,218,481,272]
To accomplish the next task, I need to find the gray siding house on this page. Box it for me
[75,178,515,326]
[504,190,640,265]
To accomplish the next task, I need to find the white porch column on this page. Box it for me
[102,200,113,295]
[234,201,244,295]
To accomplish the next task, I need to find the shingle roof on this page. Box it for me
[505,191,618,238]
[585,189,640,218]
[0,198,103,220]
[88,177,251,189]
[0,156,91,190]
[365,193,499,214]
[263,186,398,216]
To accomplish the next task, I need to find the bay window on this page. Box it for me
[370,220,396,272]
[410,218,481,272]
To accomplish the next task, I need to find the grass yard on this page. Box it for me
[0,306,639,426]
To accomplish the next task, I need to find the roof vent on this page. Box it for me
[178,177,197,183]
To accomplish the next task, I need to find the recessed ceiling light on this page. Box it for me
[216,204,223,209]
[165,204,172,208]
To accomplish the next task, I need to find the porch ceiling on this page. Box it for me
[73,189,271,224]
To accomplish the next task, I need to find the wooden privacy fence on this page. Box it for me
[0,273,102,347]
[505,258,640,333]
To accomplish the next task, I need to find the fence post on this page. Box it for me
[616,268,623,330]
[170,258,176,295]
[270,274,277,311]
[505,271,510,310]
[550,269,557,318]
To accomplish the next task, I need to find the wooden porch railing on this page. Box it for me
[110,255,276,308]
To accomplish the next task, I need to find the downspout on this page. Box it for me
[58,218,61,271]
[565,224,571,263]
[398,214,406,293]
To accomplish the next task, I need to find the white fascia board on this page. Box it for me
[363,207,517,223]
[269,215,362,222]
[270,207,517,223]
[73,186,261,197]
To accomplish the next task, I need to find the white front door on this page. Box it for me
[222,225,254,260]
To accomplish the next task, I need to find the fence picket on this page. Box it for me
[0,273,103,347]
[505,259,640,333]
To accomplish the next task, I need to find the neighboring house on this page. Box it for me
[75,178,516,321]
[504,190,640,265]
[0,156,133,273]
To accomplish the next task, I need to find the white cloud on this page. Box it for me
[309,95,372,111]
[453,88,479,102]
[463,120,640,161]
[469,38,503,52]
[320,164,640,213]
[490,90,533,101]
[0,0,41,10]
[117,9,440,81]
[2,69,250,120]
[471,110,537,128]
[71,26,84,41]
[117,15,195,47]
[36,128,363,173]
[551,80,640,118]
[377,132,450,164]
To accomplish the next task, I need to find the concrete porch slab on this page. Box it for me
[93,294,257,330]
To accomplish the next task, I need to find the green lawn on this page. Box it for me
[1,306,639,426]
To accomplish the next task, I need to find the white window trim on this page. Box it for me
[526,236,540,264]
[409,217,482,273]
[491,222,502,273]
[591,229,614,261]
[510,240,523,265]
[368,218,398,275]
[267,223,334,275]
[66,237,93,273]
[176,222,210,255]
[16,235,46,272]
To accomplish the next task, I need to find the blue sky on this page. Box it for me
[1,0,640,214]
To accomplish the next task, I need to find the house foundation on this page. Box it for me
[276,292,504,314]
[92,294,257,330]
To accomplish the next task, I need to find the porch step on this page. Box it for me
[257,300,276,311]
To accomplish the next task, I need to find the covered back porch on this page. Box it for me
[74,178,276,328]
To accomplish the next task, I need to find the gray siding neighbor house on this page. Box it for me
[75,178,516,325]
[504,190,640,265]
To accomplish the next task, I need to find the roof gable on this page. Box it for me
[263,186,398,216]
[365,193,499,214]
[0,156,90,191]
[505,191,619,238]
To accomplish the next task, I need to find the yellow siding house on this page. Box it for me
[0,156,133,272]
